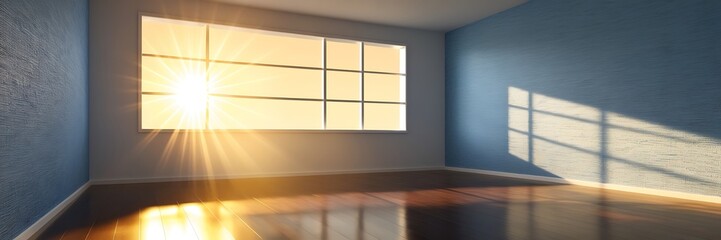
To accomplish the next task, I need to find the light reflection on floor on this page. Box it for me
[132,193,408,240]
[39,171,721,240]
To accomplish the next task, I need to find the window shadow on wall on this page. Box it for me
[507,86,719,189]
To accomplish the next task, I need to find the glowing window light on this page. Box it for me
[140,16,406,131]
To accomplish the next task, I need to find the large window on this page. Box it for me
[140,16,406,131]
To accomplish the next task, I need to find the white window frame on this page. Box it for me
[137,13,407,133]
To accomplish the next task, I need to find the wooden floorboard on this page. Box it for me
[34,170,721,240]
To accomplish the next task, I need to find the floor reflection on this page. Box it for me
[36,171,721,239]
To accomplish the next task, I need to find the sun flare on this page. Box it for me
[171,74,207,114]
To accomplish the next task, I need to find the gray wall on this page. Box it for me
[89,0,445,181]
[446,0,721,196]
[0,0,89,238]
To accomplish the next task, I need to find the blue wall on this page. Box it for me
[0,0,88,238]
[446,0,721,196]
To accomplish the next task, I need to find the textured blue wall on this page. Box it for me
[0,0,88,238]
[446,0,721,196]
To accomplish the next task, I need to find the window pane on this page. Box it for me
[327,102,361,130]
[364,73,405,102]
[364,103,405,131]
[209,26,322,68]
[209,97,322,129]
[140,16,408,131]
[364,43,405,74]
[142,56,206,93]
[327,71,360,100]
[209,63,322,99]
[142,17,206,58]
[141,94,207,130]
[327,40,360,70]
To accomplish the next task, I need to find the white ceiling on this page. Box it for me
[208,0,528,31]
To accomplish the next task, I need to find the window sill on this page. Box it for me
[137,129,408,134]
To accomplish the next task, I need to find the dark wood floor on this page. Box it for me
[36,170,721,240]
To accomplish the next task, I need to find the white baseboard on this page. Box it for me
[91,166,447,185]
[446,166,721,204]
[14,182,90,240]
[446,167,572,184]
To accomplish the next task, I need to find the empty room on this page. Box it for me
[2,0,720,239]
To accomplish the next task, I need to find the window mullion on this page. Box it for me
[360,42,365,130]
[322,38,327,130]
[204,24,211,130]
